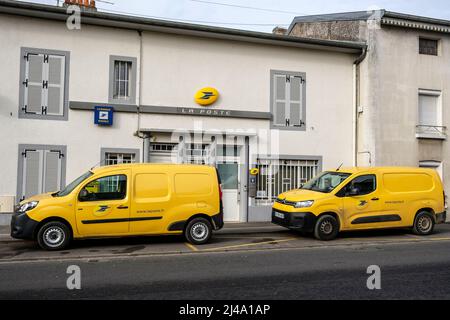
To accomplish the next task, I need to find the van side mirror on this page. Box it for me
[79,189,89,201]
[346,187,360,196]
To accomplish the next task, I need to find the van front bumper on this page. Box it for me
[272,209,317,232]
[436,211,447,224]
[10,212,39,240]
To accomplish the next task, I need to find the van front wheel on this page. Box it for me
[413,211,435,236]
[314,215,339,241]
[185,217,212,245]
[37,221,71,251]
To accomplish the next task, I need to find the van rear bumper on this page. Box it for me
[10,212,39,240]
[436,211,447,224]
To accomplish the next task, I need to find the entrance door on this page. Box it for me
[217,163,240,222]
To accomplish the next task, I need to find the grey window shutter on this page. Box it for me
[25,54,45,114]
[289,76,303,127]
[46,55,65,116]
[22,150,42,200]
[274,74,287,126]
[43,150,62,193]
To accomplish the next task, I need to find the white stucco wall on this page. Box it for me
[0,13,357,205]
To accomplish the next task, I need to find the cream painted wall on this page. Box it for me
[0,13,357,200]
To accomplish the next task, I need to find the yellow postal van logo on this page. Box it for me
[195,87,219,106]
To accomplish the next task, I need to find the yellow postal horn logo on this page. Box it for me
[194,87,219,106]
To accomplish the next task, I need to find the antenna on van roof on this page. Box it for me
[90,158,106,170]
[336,163,344,171]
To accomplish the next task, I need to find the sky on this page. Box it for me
[18,0,450,32]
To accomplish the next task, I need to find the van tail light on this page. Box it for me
[444,192,448,209]
[219,184,223,200]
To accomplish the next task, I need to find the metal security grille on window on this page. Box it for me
[105,153,136,166]
[273,74,305,127]
[113,61,131,99]
[419,39,438,56]
[256,159,319,205]
[22,53,65,116]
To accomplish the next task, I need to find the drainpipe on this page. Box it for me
[134,30,148,162]
[353,46,368,166]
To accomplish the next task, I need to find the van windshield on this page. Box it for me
[302,171,351,193]
[54,171,93,197]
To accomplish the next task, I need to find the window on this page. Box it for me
[419,38,439,56]
[417,90,445,139]
[17,145,66,202]
[346,175,376,196]
[105,153,136,166]
[302,171,351,194]
[271,70,306,130]
[80,175,127,202]
[109,56,137,105]
[113,61,131,99]
[256,158,320,205]
[101,148,140,166]
[19,48,70,120]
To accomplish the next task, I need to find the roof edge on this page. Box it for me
[0,0,365,53]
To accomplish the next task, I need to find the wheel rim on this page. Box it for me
[43,227,65,248]
[191,222,208,241]
[417,215,432,233]
[320,219,334,235]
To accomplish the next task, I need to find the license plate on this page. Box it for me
[274,212,285,219]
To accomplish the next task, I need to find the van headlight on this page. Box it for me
[18,201,39,213]
[294,200,314,208]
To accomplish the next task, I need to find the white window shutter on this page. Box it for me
[274,74,287,126]
[46,55,65,116]
[24,54,45,114]
[289,76,303,127]
[419,94,438,126]
[43,150,62,193]
[22,150,43,201]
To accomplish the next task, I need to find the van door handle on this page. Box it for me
[371,198,380,201]
[117,205,129,209]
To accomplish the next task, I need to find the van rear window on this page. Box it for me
[383,173,434,193]
[175,173,212,196]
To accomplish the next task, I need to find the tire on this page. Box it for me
[413,211,435,236]
[184,217,213,245]
[314,215,339,241]
[37,221,72,251]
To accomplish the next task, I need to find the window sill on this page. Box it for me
[416,133,447,140]
[270,125,306,132]
[18,113,68,121]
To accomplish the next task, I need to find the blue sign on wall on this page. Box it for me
[94,106,114,126]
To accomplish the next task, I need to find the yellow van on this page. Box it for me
[11,164,224,250]
[272,167,447,240]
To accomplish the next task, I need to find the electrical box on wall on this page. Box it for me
[0,196,15,213]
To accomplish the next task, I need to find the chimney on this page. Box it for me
[64,0,97,12]
[272,26,288,36]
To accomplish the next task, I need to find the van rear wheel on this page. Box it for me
[413,211,435,236]
[314,215,339,241]
[37,221,72,251]
[185,217,212,245]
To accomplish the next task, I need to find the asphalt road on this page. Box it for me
[1,225,450,300]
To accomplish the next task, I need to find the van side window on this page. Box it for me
[348,175,377,196]
[80,175,127,202]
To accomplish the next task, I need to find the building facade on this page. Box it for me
[289,10,450,210]
[0,0,364,222]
